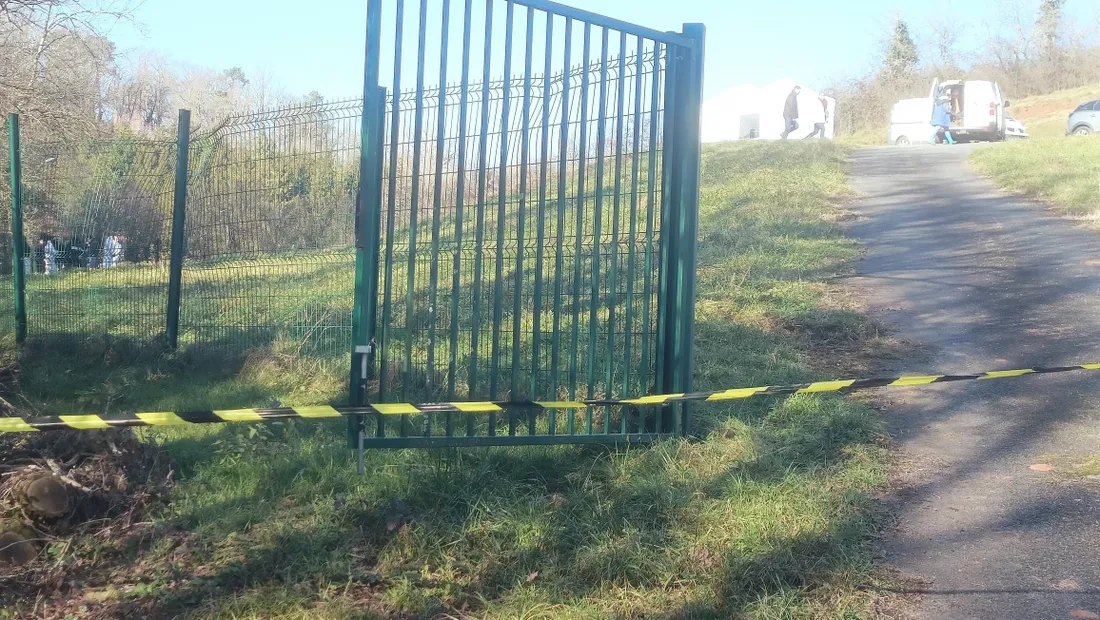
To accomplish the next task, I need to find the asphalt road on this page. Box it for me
[848,144,1100,620]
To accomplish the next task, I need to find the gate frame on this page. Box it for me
[348,0,704,449]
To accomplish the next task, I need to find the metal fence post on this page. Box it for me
[672,24,705,437]
[8,114,26,344]
[166,109,191,349]
[349,0,385,451]
[657,27,704,437]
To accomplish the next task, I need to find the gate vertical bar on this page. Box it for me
[589,27,608,435]
[623,37,643,415]
[550,17,571,435]
[449,0,473,404]
[655,41,679,434]
[512,6,533,406]
[430,0,452,435]
[7,114,25,344]
[532,11,553,420]
[569,22,591,412]
[469,0,493,403]
[610,32,626,434]
[404,0,429,406]
[490,0,515,416]
[166,109,191,350]
[640,41,661,403]
[350,0,385,447]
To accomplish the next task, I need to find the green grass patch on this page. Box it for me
[3,141,896,618]
[971,137,1100,221]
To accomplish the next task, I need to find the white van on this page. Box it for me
[889,98,936,145]
[888,79,1011,145]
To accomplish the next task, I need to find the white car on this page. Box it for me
[1004,114,1029,139]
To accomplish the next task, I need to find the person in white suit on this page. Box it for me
[42,238,57,275]
[103,234,124,268]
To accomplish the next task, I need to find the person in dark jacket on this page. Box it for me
[781,86,801,139]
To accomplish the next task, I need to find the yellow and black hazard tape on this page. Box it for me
[2,362,1099,433]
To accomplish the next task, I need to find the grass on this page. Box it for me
[2,141,898,619]
[970,84,1100,221]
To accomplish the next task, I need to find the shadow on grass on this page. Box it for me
[14,329,349,417]
[68,357,887,618]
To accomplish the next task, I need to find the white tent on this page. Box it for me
[702,79,836,142]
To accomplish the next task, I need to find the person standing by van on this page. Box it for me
[932,95,957,144]
[781,86,801,139]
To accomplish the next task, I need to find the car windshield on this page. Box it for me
[1075,100,1098,112]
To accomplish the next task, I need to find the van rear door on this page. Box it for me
[993,82,1006,132]
[963,81,997,131]
[928,78,940,122]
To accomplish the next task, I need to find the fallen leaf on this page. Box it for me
[525,570,539,583]
[1030,463,1054,472]
[1070,610,1099,620]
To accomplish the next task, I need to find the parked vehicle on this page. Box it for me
[889,98,935,145]
[1005,114,1029,139]
[929,79,1010,142]
[889,79,1011,145]
[1066,99,1098,136]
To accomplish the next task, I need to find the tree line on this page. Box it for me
[828,0,1100,136]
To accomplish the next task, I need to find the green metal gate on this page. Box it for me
[350,0,705,448]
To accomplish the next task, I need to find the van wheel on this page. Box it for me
[1073,126,1092,136]
[895,136,911,146]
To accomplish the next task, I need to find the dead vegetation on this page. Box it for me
[0,357,176,616]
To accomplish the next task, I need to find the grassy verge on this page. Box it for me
[3,141,896,619]
[971,138,1100,222]
[971,84,1100,222]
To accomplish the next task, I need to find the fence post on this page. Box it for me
[166,109,191,349]
[661,25,705,437]
[675,24,705,437]
[349,0,385,450]
[8,114,26,344]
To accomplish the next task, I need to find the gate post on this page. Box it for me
[349,0,385,450]
[166,109,191,349]
[658,25,704,437]
[8,114,26,344]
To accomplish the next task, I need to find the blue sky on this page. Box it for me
[107,0,1098,103]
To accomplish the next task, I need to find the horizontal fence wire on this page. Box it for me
[15,136,177,344]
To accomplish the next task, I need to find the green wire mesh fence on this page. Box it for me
[16,136,177,343]
[4,0,704,450]
[182,100,363,359]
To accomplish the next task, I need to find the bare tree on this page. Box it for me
[1,0,137,138]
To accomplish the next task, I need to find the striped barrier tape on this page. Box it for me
[2,362,1099,433]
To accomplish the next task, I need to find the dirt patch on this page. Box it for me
[1,355,176,619]
[1011,100,1076,120]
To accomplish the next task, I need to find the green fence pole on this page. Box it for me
[166,109,191,349]
[350,0,384,449]
[8,114,26,344]
[673,24,705,437]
